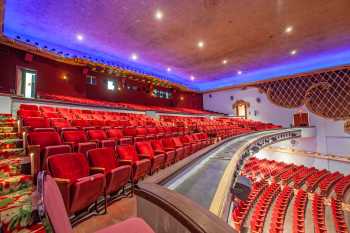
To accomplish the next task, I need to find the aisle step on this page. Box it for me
[0,139,23,150]
[0,148,25,160]
[0,132,21,140]
[0,127,17,133]
[0,187,45,233]
[0,157,26,176]
[0,174,32,195]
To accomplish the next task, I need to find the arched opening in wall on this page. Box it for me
[233,100,250,119]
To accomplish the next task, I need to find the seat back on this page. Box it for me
[106,128,124,139]
[123,127,137,137]
[62,130,88,143]
[163,137,176,148]
[87,129,107,140]
[28,131,63,151]
[151,140,164,152]
[136,141,155,157]
[136,127,147,136]
[18,109,42,118]
[47,153,90,182]
[20,104,39,111]
[39,106,56,113]
[39,172,73,233]
[172,137,184,147]
[117,145,138,162]
[23,117,50,129]
[43,112,62,119]
[50,118,71,128]
[87,148,118,172]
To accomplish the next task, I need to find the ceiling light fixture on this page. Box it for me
[131,53,138,60]
[222,59,228,64]
[197,41,204,48]
[285,26,293,33]
[190,75,195,81]
[76,34,84,41]
[237,70,242,75]
[290,49,297,55]
[155,9,163,20]
[167,67,171,72]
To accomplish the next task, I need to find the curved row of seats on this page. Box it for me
[312,194,327,233]
[249,182,281,233]
[231,181,267,230]
[334,175,350,201]
[331,199,349,233]
[293,190,308,233]
[269,186,293,233]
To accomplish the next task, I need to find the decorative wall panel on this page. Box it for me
[257,67,350,120]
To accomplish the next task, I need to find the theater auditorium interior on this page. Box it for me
[0,1,349,233]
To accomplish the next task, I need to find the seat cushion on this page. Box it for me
[62,130,87,143]
[48,153,90,182]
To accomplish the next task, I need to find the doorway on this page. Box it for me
[233,100,250,119]
[17,68,37,98]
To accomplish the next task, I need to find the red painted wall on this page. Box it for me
[0,44,203,109]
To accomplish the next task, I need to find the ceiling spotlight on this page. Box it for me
[167,67,171,72]
[131,53,138,60]
[290,49,297,55]
[237,70,242,75]
[190,75,195,81]
[222,59,228,64]
[197,41,204,48]
[285,26,293,33]
[76,34,84,41]
[155,9,163,20]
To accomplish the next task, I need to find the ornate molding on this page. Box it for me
[257,67,350,120]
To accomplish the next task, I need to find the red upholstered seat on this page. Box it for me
[87,148,131,195]
[42,111,62,118]
[39,105,56,113]
[181,135,202,151]
[116,145,151,183]
[22,117,52,131]
[27,131,71,169]
[20,104,39,111]
[86,129,115,148]
[18,109,42,118]
[49,118,74,131]
[135,141,165,174]
[106,128,133,145]
[70,119,95,130]
[47,153,105,215]
[61,130,97,155]
[40,172,154,233]
[150,140,176,166]
[123,127,144,142]
[162,137,184,162]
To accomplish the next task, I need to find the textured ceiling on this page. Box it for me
[4,0,350,91]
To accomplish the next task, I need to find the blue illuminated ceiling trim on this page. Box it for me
[3,29,199,90]
[4,29,350,92]
[197,49,350,91]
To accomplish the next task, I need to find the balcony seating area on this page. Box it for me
[231,157,350,233]
[39,93,214,115]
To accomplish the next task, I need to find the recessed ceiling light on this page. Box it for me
[131,53,138,60]
[197,41,204,48]
[290,49,297,55]
[155,10,163,20]
[237,70,242,75]
[76,34,84,41]
[285,26,293,33]
[222,59,228,64]
[190,75,195,81]
[167,67,171,72]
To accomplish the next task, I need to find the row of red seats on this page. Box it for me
[293,190,308,233]
[306,170,330,192]
[277,165,300,184]
[312,194,327,233]
[250,182,281,233]
[334,175,350,201]
[27,129,212,171]
[292,166,318,189]
[331,199,349,233]
[231,181,267,230]
[269,186,293,233]
[318,171,344,196]
[40,93,213,114]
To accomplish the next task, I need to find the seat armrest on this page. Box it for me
[138,154,150,160]
[154,150,165,155]
[90,167,105,174]
[119,159,133,166]
[164,147,175,151]
[54,178,71,211]
[27,145,40,177]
